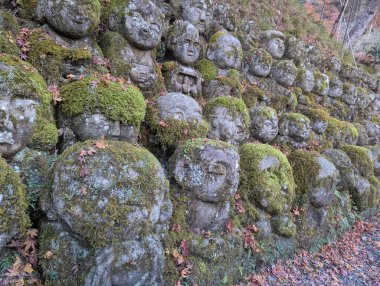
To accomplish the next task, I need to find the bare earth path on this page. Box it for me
[236,213,380,286]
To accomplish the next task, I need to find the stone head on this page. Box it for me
[157,92,203,124]
[304,109,329,135]
[163,63,202,97]
[250,106,278,142]
[312,72,330,96]
[37,0,100,39]
[207,31,243,70]
[309,156,338,208]
[0,55,57,158]
[172,138,240,203]
[245,48,273,77]
[122,0,164,50]
[279,113,311,142]
[328,76,343,98]
[342,83,357,105]
[204,97,249,146]
[356,89,375,109]
[295,69,314,93]
[239,143,295,215]
[167,21,200,65]
[212,4,236,32]
[270,60,297,87]
[260,30,286,59]
[362,120,380,145]
[44,141,172,245]
[284,35,305,61]
[181,0,212,35]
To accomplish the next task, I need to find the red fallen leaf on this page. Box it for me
[23,238,36,253]
[171,224,182,232]
[80,166,88,178]
[226,219,234,233]
[179,240,189,257]
[235,200,246,214]
[94,137,107,149]
[234,193,241,200]
[159,120,168,128]
[183,128,189,135]
[26,229,38,239]
[87,147,97,156]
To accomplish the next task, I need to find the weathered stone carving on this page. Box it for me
[270,60,297,87]
[244,48,273,77]
[260,30,286,60]
[171,139,239,232]
[276,113,311,149]
[250,106,279,143]
[211,4,236,33]
[180,0,213,36]
[204,96,249,146]
[295,68,314,93]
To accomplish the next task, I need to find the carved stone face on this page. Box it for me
[362,120,380,145]
[342,84,357,105]
[328,76,343,98]
[285,36,304,61]
[309,156,338,208]
[250,107,278,143]
[207,32,242,70]
[123,0,164,50]
[311,119,328,134]
[270,60,297,87]
[172,139,239,203]
[181,0,212,35]
[207,107,248,146]
[246,49,272,77]
[167,22,200,65]
[157,92,203,124]
[164,65,202,97]
[260,30,286,59]
[212,4,236,32]
[279,114,311,143]
[295,69,314,93]
[39,0,100,39]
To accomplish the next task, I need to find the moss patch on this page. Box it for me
[204,96,250,123]
[60,76,146,125]
[16,0,38,20]
[341,145,374,179]
[195,59,218,83]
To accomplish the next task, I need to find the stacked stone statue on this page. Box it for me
[0,0,379,285]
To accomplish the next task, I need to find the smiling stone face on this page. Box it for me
[278,113,311,147]
[207,31,243,70]
[172,139,239,203]
[250,107,278,143]
[167,21,200,65]
[38,0,101,39]
[260,30,286,59]
[122,0,164,50]
[181,0,213,35]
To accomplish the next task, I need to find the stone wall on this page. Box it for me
[0,0,379,285]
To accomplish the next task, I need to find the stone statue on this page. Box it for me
[104,0,165,93]
[361,120,380,145]
[206,30,243,70]
[342,83,357,105]
[35,0,104,83]
[244,48,273,78]
[204,96,249,146]
[40,140,172,286]
[312,72,330,96]
[211,4,236,33]
[163,21,202,97]
[260,30,286,60]
[250,106,279,143]
[0,55,57,158]
[180,0,213,36]
[270,60,297,87]
[239,143,296,237]
[328,76,343,98]
[58,77,146,149]
[171,138,239,232]
[284,35,305,64]
[277,113,311,149]
[295,68,314,93]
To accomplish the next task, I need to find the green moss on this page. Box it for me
[238,143,295,217]
[204,96,250,123]
[27,29,92,83]
[341,145,374,178]
[242,85,264,108]
[0,157,30,234]
[0,54,58,150]
[0,32,19,55]
[60,76,146,125]
[195,59,218,83]
[313,70,328,94]
[209,30,227,44]
[325,117,357,146]
[302,108,329,122]
[16,0,38,20]
[288,150,320,198]
[271,216,297,237]
[0,9,19,35]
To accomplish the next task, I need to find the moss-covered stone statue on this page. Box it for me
[361,120,380,145]
[270,60,297,87]
[243,48,273,78]
[204,96,249,146]
[260,30,286,60]
[30,0,105,84]
[39,140,172,286]
[302,108,330,147]
[195,59,242,99]
[284,35,305,65]
[239,143,296,237]
[211,4,236,34]
[146,92,208,150]
[328,76,343,99]
[294,68,314,93]
[342,82,357,106]
[180,0,213,37]
[163,21,202,97]
[0,158,29,258]
[58,76,146,149]
[275,113,311,149]
[207,30,243,71]
[250,106,279,143]
[103,0,165,95]
[0,9,19,56]
[369,145,380,182]
[311,71,329,96]
[0,54,58,158]
[170,138,239,232]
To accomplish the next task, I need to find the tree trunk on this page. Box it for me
[347,0,380,46]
